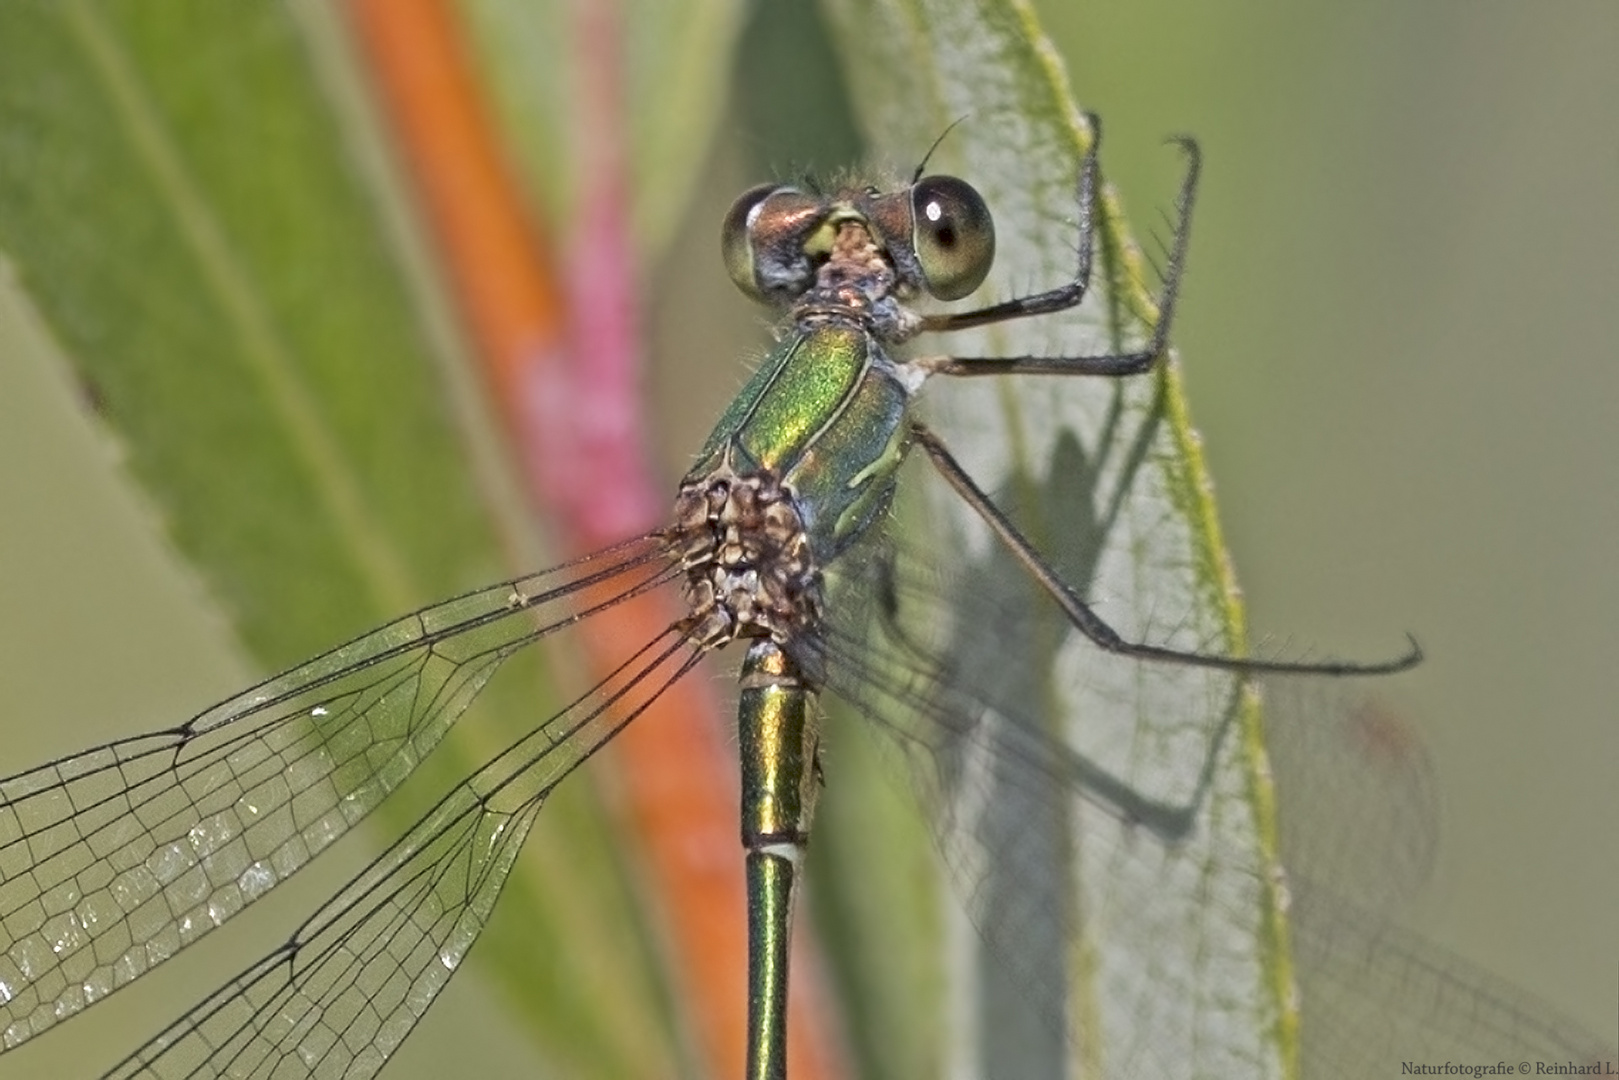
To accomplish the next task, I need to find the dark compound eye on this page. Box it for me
[909,175,994,300]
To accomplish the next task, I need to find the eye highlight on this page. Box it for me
[909,175,994,300]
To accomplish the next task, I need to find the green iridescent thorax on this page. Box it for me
[684,318,912,562]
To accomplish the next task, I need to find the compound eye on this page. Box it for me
[721,184,824,303]
[910,175,994,300]
[720,183,780,303]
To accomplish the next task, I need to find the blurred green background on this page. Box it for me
[1,0,1615,1075]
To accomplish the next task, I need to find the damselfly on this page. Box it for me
[0,98,1438,1080]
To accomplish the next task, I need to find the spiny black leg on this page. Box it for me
[917,135,1202,380]
[911,423,1422,676]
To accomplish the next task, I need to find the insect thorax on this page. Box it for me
[671,469,822,649]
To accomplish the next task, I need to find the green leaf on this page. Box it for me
[818,2,1293,1077]
[0,3,730,1076]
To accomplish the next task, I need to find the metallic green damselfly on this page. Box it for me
[22,106,1591,1080]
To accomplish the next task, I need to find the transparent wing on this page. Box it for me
[1288,886,1609,1071]
[1265,687,1610,1072]
[0,535,679,1054]
[811,501,1269,1080]
[811,534,1611,1078]
[104,633,701,1080]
